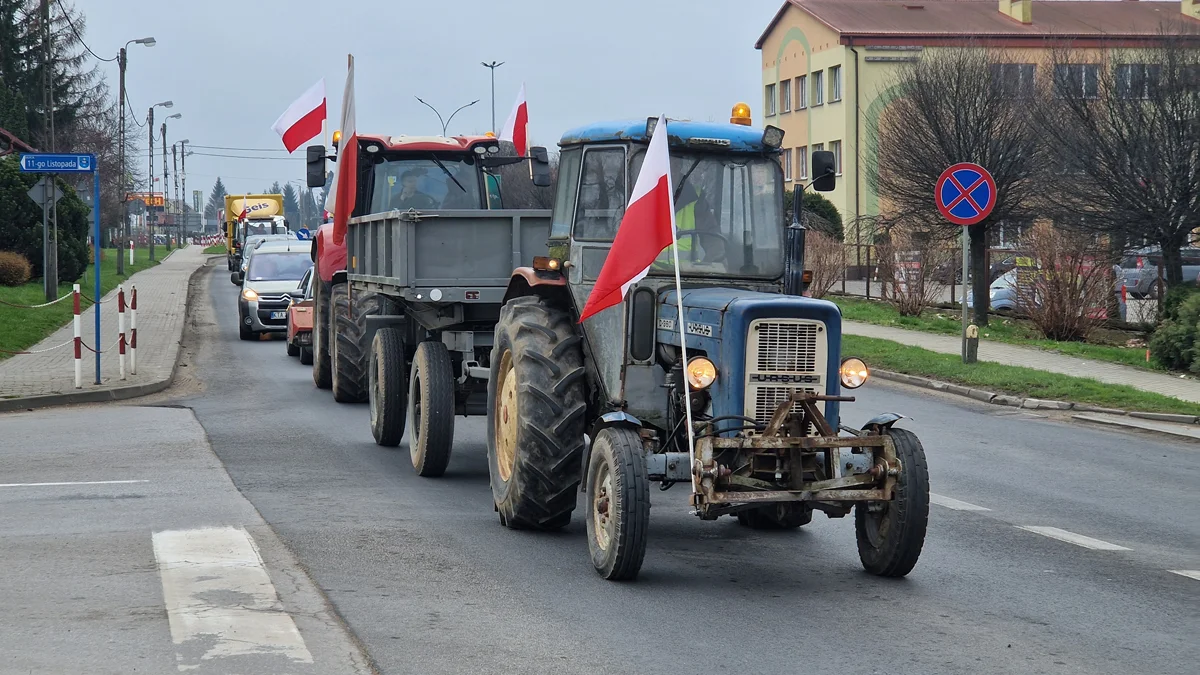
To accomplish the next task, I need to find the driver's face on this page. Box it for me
[402,176,419,190]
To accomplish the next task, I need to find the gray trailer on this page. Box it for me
[347,207,553,475]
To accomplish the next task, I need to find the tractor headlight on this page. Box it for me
[686,357,717,390]
[839,357,869,389]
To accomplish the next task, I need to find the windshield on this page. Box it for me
[248,252,313,282]
[368,154,485,213]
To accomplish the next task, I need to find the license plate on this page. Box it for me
[270,311,287,320]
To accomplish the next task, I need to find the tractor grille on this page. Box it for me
[745,319,828,427]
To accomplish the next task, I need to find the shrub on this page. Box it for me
[1149,292,1200,372]
[874,223,954,316]
[0,250,32,286]
[1010,225,1113,342]
[805,231,844,299]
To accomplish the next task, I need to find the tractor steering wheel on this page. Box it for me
[675,230,729,264]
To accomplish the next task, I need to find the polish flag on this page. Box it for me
[578,115,677,322]
[326,56,357,246]
[499,83,528,157]
[238,195,248,221]
[272,79,326,153]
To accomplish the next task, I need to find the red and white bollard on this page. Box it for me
[73,284,82,389]
[130,286,138,375]
[129,239,135,265]
[118,285,127,381]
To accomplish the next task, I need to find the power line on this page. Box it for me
[189,151,298,160]
[123,89,145,127]
[53,0,116,63]
[189,144,292,153]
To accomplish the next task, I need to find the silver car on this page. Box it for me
[234,240,314,340]
[969,269,1126,321]
[1119,248,1200,297]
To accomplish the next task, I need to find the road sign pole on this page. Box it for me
[94,170,102,385]
[936,162,995,365]
[41,176,52,302]
[961,227,969,361]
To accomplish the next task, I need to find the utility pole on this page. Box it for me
[162,122,169,251]
[118,47,127,275]
[148,107,155,261]
[481,61,504,134]
[172,144,179,247]
[40,0,57,300]
[179,141,187,245]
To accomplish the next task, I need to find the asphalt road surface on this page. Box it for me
[4,263,1197,674]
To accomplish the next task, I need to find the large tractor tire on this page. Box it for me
[330,283,384,403]
[736,503,813,530]
[312,278,332,389]
[585,426,650,581]
[855,427,930,578]
[487,296,587,531]
[369,327,407,447]
[408,341,456,477]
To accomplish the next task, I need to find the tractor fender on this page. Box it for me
[581,411,643,493]
[861,412,908,432]
[503,267,568,306]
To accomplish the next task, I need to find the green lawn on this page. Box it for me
[832,296,1159,372]
[0,247,159,361]
[845,334,1200,416]
[203,244,227,255]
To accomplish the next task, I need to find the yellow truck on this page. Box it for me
[224,194,288,270]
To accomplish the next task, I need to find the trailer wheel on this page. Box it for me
[487,296,586,531]
[299,346,313,365]
[312,278,332,389]
[369,327,407,447]
[330,284,384,403]
[736,503,813,530]
[855,428,929,578]
[409,341,456,477]
[586,427,650,581]
[286,340,299,357]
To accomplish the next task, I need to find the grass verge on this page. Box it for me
[203,244,227,255]
[0,247,159,361]
[832,296,1159,372]
[845,334,1200,416]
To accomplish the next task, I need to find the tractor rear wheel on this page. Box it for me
[369,327,407,447]
[736,503,813,530]
[855,428,929,577]
[586,427,650,581]
[330,284,383,403]
[409,341,456,477]
[312,278,332,389]
[487,296,587,531]
[286,340,299,357]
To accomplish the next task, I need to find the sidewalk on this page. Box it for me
[0,245,208,412]
[844,320,1200,404]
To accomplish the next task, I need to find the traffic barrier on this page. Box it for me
[129,240,135,265]
[73,284,82,389]
[130,286,138,375]
[117,286,127,381]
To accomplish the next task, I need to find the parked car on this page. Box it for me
[1119,247,1200,297]
[232,240,314,341]
[286,268,315,363]
[968,269,1127,321]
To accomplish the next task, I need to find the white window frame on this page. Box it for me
[831,140,843,175]
[781,80,791,113]
[812,70,824,106]
[796,75,808,109]
[765,83,777,116]
[782,148,793,182]
[798,146,808,180]
[830,65,843,102]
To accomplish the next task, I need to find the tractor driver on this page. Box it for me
[390,168,437,210]
[654,180,725,270]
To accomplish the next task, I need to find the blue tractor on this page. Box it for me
[488,105,929,580]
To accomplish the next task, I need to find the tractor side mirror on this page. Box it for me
[530,146,552,188]
[306,145,327,188]
[810,150,836,192]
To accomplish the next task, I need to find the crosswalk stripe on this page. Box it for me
[1168,570,1200,581]
[1016,526,1131,551]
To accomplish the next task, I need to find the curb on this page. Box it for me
[872,367,1200,428]
[0,258,211,414]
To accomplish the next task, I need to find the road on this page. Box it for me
[2,262,1197,674]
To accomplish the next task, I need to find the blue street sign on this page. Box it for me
[19,153,96,173]
[935,162,996,226]
[296,228,312,240]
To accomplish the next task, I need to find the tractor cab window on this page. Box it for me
[367,154,485,214]
[573,146,627,241]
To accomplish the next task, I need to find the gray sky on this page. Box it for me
[77,0,782,197]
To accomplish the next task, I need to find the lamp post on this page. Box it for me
[176,140,189,245]
[116,36,155,275]
[481,61,504,134]
[146,100,172,261]
[414,96,480,136]
[162,113,181,251]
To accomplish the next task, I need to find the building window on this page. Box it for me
[990,63,1036,99]
[795,75,807,109]
[765,83,777,116]
[830,65,843,102]
[1055,64,1100,99]
[1116,64,1160,99]
[831,140,843,175]
[797,146,808,180]
[812,70,824,106]
[812,142,824,154]
[782,148,793,182]
[781,80,791,113]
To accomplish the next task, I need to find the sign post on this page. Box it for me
[935,162,996,364]
[21,153,102,384]
[26,177,64,302]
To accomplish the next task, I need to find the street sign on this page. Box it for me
[296,227,311,240]
[19,152,96,173]
[26,177,64,206]
[127,192,165,207]
[935,162,996,226]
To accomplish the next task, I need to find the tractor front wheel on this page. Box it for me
[855,428,929,577]
[585,426,650,581]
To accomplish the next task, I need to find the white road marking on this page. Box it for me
[0,479,149,488]
[152,526,313,670]
[929,493,991,511]
[1016,526,1131,551]
[1168,570,1200,582]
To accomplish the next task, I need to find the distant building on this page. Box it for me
[756,0,1200,246]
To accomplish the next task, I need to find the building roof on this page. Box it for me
[756,0,1200,47]
[0,126,35,156]
[559,119,775,153]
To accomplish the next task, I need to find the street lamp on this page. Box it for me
[162,114,181,251]
[116,36,156,275]
[481,61,504,134]
[175,140,190,245]
[414,96,480,136]
[146,100,172,261]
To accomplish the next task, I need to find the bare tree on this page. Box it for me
[1034,30,1200,286]
[1010,223,1115,342]
[871,47,1043,325]
[874,219,955,317]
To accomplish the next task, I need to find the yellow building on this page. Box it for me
[756,0,1200,246]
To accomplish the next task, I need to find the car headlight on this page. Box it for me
[685,357,717,390]
[989,289,998,299]
[839,357,869,389]
[242,288,259,301]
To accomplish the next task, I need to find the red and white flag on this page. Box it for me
[271,79,326,153]
[238,194,248,222]
[578,115,676,322]
[326,56,357,246]
[499,83,528,157]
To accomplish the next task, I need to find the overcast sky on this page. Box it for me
[76,0,783,197]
